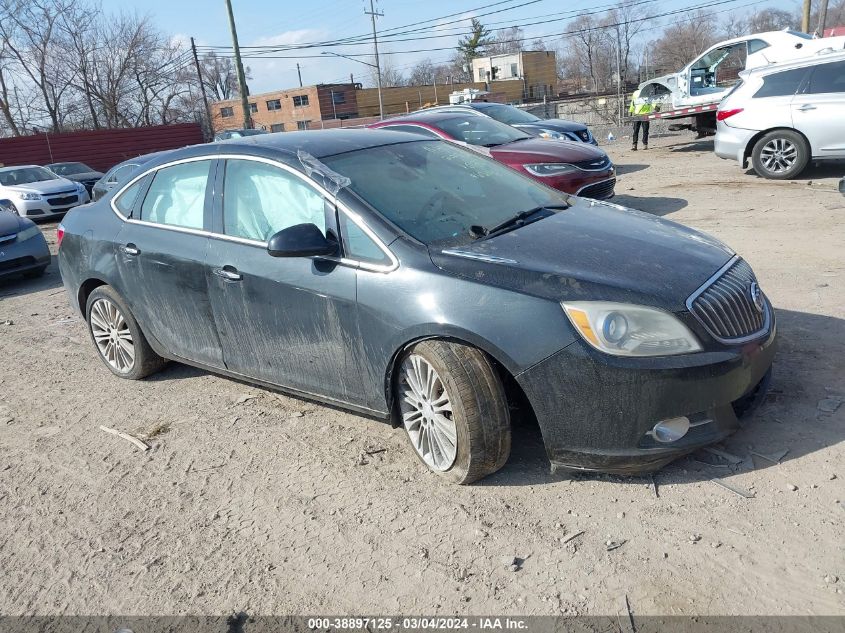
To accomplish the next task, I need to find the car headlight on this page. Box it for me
[16,225,40,241]
[524,163,579,177]
[537,130,564,140]
[562,301,702,357]
[17,192,42,201]
[76,182,87,192]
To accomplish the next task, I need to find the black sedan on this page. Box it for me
[0,199,50,280]
[46,162,104,195]
[436,102,597,144]
[56,131,775,483]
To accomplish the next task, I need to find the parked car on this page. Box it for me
[715,52,845,178]
[57,130,775,483]
[92,152,171,201]
[46,162,104,195]
[369,111,615,199]
[0,199,50,280]
[214,128,268,141]
[425,102,597,144]
[638,30,845,110]
[0,165,90,219]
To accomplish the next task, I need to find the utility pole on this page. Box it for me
[224,0,252,129]
[191,37,213,139]
[296,63,303,87]
[801,0,812,33]
[364,0,384,120]
[817,0,830,35]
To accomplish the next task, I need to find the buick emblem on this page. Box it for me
[749,282,765,313]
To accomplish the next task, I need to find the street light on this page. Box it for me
[322,51,384,120]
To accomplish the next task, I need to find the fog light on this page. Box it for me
[650,416,690,443]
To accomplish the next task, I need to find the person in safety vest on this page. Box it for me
[628,89,657,151]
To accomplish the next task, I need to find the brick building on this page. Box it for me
[214,83,359,133]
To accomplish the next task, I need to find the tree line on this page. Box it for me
[0,0,242,136]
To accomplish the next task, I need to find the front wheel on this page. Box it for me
[85,285,166,380]
[396,340,511,484]
[751,130,809,179]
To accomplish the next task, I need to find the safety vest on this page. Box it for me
[629,90,655,116]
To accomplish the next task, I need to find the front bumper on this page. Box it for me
[0,233,50,279]
[13,191,90,219]
[516,318,777,475]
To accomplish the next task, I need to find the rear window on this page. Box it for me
[753,68,808,98]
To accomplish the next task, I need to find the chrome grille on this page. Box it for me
[577,178,616,200]
[688,258,768,343]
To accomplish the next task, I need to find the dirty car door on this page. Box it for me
[114,158,223,367]
[206,157,361,404]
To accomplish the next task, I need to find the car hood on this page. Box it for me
[64,171,104,181]
[490,137,607,164]
[515,119,587,133]
[0,209,24,235]
[3,178,78,195]
[429,200,734,312]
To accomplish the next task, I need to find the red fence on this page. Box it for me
[0,123,204,172]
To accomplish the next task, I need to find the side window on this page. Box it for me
[113,176,148,216]
[339,212,391,266]
[747,39,770,55]
[140,160,211,229]
[753,68,808,98]
[383,125,440,139]
[223,159,326,242]
[807,61,845,95]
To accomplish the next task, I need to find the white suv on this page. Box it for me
[715,51,845,179]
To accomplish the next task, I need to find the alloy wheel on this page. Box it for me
[90,298,135,373]
[399,354,457,471]
[760,138,797,174]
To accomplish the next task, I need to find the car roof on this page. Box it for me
[0,165,44,172]
[379,110,482,125]
[157,129,427,166]
[742,49,845,77]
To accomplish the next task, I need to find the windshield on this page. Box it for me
[48,162,92,175]
[322,140,568,247]
[478,104,541,125]
[0,167,59,186]
[786,30,814,40]
[434,115,532,147]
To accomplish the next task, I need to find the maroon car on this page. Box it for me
[369,111,615,199]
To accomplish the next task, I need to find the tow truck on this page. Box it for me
[634,29,845,136]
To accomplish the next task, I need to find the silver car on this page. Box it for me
[715,51,845,179]
[0,165,91,218]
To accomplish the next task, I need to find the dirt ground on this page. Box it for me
[0,138,843,618]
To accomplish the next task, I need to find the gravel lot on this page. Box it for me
[0,138,843,617]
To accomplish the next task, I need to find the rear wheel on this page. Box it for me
[396,340,511,484]
[85,285,166,380]
[751,130,809,179]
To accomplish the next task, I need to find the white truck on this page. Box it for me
[635,29,845,135]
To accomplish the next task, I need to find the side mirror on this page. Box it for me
[839,178,844,197]
[267,223,338,258]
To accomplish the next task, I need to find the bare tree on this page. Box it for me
[200,51,248,101]
[651,10,722,71]
[485,26,525,55]
[0,0,79,132]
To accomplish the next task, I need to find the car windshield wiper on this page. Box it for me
[472,204,569,240]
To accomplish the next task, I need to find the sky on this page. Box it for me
[100,0,801,96]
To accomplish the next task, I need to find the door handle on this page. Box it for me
[213,267,242,281]
[120,244,140,256]
[797,104,817,111]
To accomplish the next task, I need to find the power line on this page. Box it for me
[203,0,764,61]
